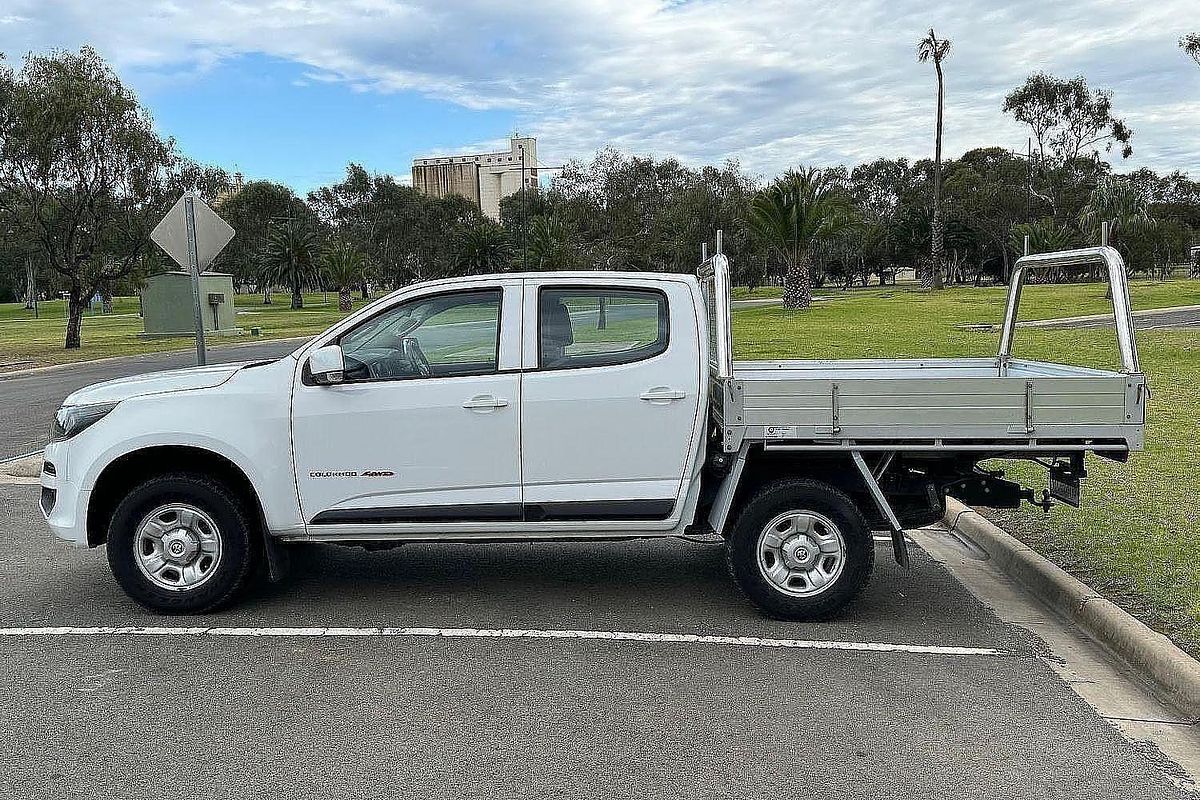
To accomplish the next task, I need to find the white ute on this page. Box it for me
[41,238,1146,617]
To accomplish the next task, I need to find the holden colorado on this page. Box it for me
[40,239,1146,618]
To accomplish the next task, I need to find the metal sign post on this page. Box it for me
[151,191,235,367]
[184,194,207,365]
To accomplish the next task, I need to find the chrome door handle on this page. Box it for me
[640,388,687,403]
[462,395,509,410]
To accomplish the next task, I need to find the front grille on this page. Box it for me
[40,486,56,516]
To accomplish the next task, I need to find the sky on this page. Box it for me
[0,0,1196,194]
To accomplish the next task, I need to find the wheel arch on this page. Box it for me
[86,445,267,548]
[712,446,948,534]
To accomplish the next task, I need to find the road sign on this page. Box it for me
[150,192,235,366]
[151,193,235,272]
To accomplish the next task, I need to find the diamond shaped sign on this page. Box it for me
[151,193,235,271]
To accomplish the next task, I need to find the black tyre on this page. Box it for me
[106,473,257,614]
[726,478,874,620]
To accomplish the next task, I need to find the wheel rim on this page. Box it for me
[756,510,847,598]
[133,503,223,592]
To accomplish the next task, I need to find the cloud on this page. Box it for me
[1,0,1196,179]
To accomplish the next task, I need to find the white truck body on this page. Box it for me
[39,243,1146,616]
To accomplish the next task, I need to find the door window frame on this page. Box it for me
[533,285,670,372]
[331,287,504,384]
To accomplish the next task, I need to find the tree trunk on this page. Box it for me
[360,283,369,300]
[262,290,272,305]
[101,287,114,315]
[291,271,303,310]
[930,211,945,290]
[65,288,86,350]
[782,253,813,310]
[338,288,352,313]
[929,59,946,291]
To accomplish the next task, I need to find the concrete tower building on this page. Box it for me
[412,136,538,220]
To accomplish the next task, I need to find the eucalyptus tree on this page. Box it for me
[917,28,952,290]
[0,47,178,349]
[1003,73,1133,166]
[747,168,851,310]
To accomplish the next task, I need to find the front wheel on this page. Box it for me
[726,478,874,620]
[106,473,257,613]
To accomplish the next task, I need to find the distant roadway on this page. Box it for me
[0,338,304,461]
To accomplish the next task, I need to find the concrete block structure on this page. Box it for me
[140,271,241,339]
[412,137,538,220]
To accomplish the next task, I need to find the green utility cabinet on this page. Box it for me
[140,271,241,338]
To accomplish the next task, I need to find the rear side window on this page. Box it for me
[538,287,669,370]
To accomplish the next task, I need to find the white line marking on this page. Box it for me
[0,626,1007,656]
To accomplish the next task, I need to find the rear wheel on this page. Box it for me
[726,478,874,620]
[106,473,257,613]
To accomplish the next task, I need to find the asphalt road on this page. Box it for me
[0,484,1191,799]
[1025,306,1200,330]
[0,339,303,461]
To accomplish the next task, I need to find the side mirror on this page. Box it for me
[307,345,345,386]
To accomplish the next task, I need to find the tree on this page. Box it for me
[0,47,179,349]
[1003,73,1133,167]
[453,220,512,274]
[1008,220,1076,256]
[747,167,850,310]
[1182,33,1200,67]
[943,148,1033,283]
[263,221,319,309]
[917,28,952,290]
[321,240,365,312]
[527,215,573,270]
[215,180,309,295]
[1080,177,1154,258]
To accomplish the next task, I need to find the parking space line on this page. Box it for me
[0,626,1008,656]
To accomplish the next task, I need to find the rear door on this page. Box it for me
[518,279,704,526]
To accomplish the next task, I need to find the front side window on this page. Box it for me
[539,288,668,370]
[338,289,501,381]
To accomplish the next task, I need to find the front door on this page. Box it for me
[291,284,522,528]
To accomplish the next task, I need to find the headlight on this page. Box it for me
[49,402,119,443]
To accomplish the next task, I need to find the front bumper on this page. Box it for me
[40,442,89,547]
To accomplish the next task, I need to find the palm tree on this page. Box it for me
[747,167,851,310]
[263,221,319,309]
[453,221,513,275]
[1080,177,1154,250]
[528,215,572,269]
[1182,33,1200,67]
[1081,177,1154,295]
[322,240,366,312]
[917,28,952,290]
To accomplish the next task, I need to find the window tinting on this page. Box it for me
[539,288,668,370]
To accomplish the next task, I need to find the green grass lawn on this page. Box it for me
[731,279,1200,656]
[0,292,367,367]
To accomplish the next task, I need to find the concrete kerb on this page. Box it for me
[944,496,1200,721]
[0,452,43,484]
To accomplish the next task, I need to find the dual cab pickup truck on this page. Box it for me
[40,240,1146,618]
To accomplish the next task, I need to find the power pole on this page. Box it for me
[519,143,528,271]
